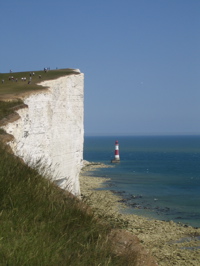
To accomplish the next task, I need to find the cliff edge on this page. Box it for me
[1,72,84,196]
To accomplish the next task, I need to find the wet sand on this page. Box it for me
[80,161,200,266]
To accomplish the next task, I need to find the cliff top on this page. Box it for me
[0,68,80,100]
[0,68,81,138]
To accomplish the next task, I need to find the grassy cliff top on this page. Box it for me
[0,68,80,133]
[0,68,79,98]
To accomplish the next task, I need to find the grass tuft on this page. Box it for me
[0,99,23,121]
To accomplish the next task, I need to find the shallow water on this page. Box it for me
[84,135,200,228]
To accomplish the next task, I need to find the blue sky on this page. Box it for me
[1,0,199,136]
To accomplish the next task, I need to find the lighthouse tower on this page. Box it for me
[111,140,120,163]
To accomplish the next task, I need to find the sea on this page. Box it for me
[83,135,200,228]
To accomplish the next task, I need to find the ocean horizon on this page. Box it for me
[83,135,200,228]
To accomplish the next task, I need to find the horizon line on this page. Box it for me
[84,133,200,137]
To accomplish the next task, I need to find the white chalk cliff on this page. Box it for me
[2,73,84,196]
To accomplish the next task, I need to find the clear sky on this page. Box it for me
[1,0,199,136]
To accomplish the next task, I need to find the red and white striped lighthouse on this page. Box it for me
[111,140,120,163]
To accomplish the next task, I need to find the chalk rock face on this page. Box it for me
[3,73,84,196]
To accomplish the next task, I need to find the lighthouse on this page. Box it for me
[111,140,120,163]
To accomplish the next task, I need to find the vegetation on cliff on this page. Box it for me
[0,69,78,96]
[0,70,140,265]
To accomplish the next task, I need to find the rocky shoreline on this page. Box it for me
[80,161,200,266]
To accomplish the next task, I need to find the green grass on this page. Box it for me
[0,145,138,265]
[0,69,78,95]
[0,146,106,265]
[0,99,23,121]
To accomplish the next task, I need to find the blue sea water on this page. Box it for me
[83,135,200,228]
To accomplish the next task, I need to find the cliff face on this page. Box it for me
[2,73,84,196]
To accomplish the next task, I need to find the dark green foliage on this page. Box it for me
[0,99,23,121]
[0,146,137,265]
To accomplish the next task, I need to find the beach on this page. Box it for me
[80,162,200,266]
